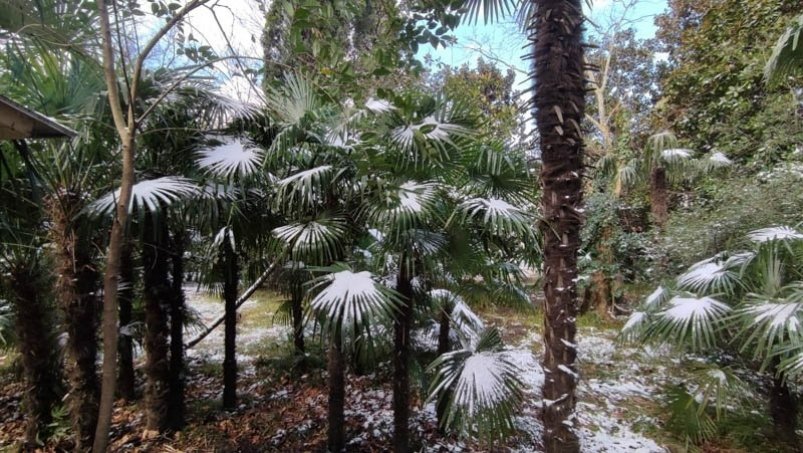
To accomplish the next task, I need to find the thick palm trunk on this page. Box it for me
[649,166,668,229]
[47,190,101,450]
[222,238,239,410]
[7,264,62,447]
[167,231,187,430]
[326,330,345,452]
[142,214,171,432]
[531,0,585,451]
[117,240,137,401]
[393,262,414,453]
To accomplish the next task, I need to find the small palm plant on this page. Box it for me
[622,225,803,446]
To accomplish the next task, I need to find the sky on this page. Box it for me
[164,0,669,101]
[420,0,668,91]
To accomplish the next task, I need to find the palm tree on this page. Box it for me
[623,225,803,447]
[765,13,803,85]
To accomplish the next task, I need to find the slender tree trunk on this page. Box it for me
[326,330,345,452]
[291,284,305,356]
[142,214,171,432]
[222,237,239,410]
[393,260,414,453]
[650,166,668,229]
[436,307,451,432]
[6,264,62,447]
[167,230,187,430]
[47,190,101,451]
[531,0,585,451]
[117,240,137,401]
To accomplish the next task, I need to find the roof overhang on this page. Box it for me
[0,95,77,140]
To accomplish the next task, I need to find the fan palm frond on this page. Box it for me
[367,181,440,236]
[458,197,532,237]
[427,327,524,440]
[676,255,741,295]
[645,295,731,351]
[87,176,200,216]
[265,72,321,126]
[733,295,803,366]
[275,165,334,211]
[308,267,401,333]
[765,13,803,85]
[197,137,263,179]
[747,226,803,243]
[272,216,349,264]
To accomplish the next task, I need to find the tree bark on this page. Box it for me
[142,214,171,432]
[650,166,668,229]
[436,307,451,431]
[222,237,239,410]
[291,283,305,356]
[326,330,345,452]
[531,0,585,451]
[117,240,137,401]
[393,260,414,453]
[167,230,187,430]
[6,263,62,447]
[47,189,100,451]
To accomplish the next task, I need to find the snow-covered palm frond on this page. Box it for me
[212,226,236,252]
[197,137,263,179]
[733,296,803,365]
[645,286,670,310]
[677,256,741,295]
[272,216,348,264]
[88,176,200,216]
[367,181,440,237]
[191,87,262,122]
[427,327,524,440]
[747,226,803,243]
[458,197,532,236]
[309,268,400,333]
[647,130,678,153]
[620,311,649,341]
[365,98,394,114]
[275,165,334,210]
[661,148,693,163]
[391,114,469,150]
[430,289,485,339]
[644,295,731,351]
[706,151,733,170]
[765,13,803,84]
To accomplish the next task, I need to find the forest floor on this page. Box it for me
[0,287,780,452]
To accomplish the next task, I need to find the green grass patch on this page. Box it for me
[240,289,285,329]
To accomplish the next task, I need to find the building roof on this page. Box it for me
[0,94,77,140]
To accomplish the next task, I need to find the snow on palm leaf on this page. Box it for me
[734,296,803,365]
[647,295,731,351]
[661,148,693,163]
[677,256,741,295]
[265,72,320,126]
[88,176,199,216]
[368,181,439,237]
[275,165,333,211]
[459,197,531,236]
[272,217,348,264]
[645,286,669,309]
[309,269,400,333]
[747,226,803,243]
[365,98,394,114]
[707,151,732,169]
[197,137,263,179]
[430,289,484,338]
[427,327,523,440]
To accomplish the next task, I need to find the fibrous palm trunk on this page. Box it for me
[769,363,799,449]
[167,230,187,430]
[436,307,451,432]
[142,214,171,432]
[326,330,345,452]
[393,260,414,453]
[222,237,239,410]
[649,166,668,229]
[47,190,100,451]
[531,0,585,451]
[7,263,62,447]
[117,240,137,401]
[291,283,305,356]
